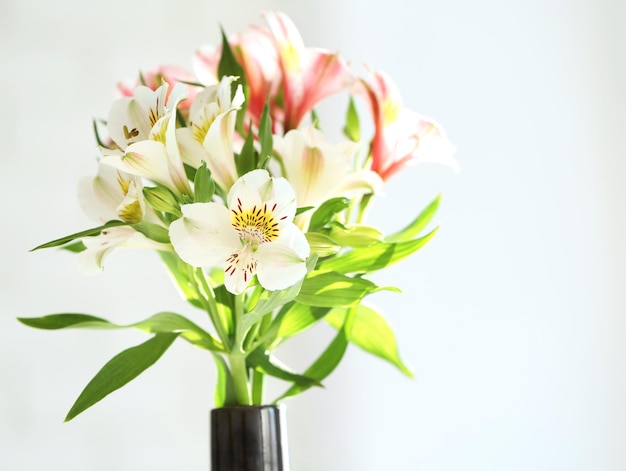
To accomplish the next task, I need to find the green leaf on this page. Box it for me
[143,186,181,218]
[296,271,378,307]
[295,206,315,216]
[310,108,321,129]
[193,161,215,203]
[247,349,322,388]
[18,312,222,352]
[308,197,350,232]
[386,194,441,243]
[258,101,273,165]
[328,224,383,248]
[276,307,356,401]
[320,227,438,274]
[17,313,113,330]
[214,285,235,337]
[65,333,179,421]
[132,222,170,244]
[343,96,360,142]
[92,118,107,148]
[276,304,331,339]
[213,353,236,407]
[217,27,246,99]
[31,220,127,251]
[60,241,86,253]
[184,163,197,182]
[305,232,341,257]
[234,256,318,350]
[236,125,257,176]
[326,305,413,377]
[158,251,203,309]
[132,312,223,351]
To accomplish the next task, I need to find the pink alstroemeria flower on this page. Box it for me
[360,69,459,181]
[194,26,280,128]
[116,65,200,109]
[194,12,353,132]
[265,11,354,131]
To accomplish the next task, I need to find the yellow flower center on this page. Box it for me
[231,199,280,247]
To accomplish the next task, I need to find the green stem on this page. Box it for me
[229,353,252,405]
[252,369,264,405]
[190,267,231,350]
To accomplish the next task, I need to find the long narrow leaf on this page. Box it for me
[18,312,222,352]
[17,313,112,330]
[234,256,317,349]
[212,353,236,407]
[386,194,441,243]
[319,228,438,274]
[132,222,170,244]
[31,220,127,251]
[65,333,179,421]
[295,271,378,307]
[247,348,322,388]
[325,305,413,377]
[159,252,203,309]
[276,308,356,401]
[258,101,273,165]
[308,198,350,232]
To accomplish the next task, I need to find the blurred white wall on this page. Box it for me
[1,0,625,470]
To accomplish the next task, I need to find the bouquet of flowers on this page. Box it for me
[19,12,457,421]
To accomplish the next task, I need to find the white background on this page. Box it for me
[1,0,625,470]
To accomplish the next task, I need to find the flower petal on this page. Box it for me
[78,226,166,274]
[255,224,310,291]
[169,203,240,267]
[101,140,174,188]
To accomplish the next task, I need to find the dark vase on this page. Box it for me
[211,405,290,471]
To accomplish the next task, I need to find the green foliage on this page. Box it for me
[308,197,350,232]
[305,232,341,257]
[213,353,236,407]
[158,251,203,309]
[296,270,378,307]
[234,256,317,350]
[343,96,360,142]
[276,307,356,401]
[236,125,257,176]
[132,222,170,243]
[247,348,322,388]
[59,241,87,253]
[326,305,413,377]
[18,312,222,352]
[320,227,438,273]
[276,304,331,340]
[193,161,215,203]
[217,27,245,86]
[258,101,273,167]
[31,220,127,251]
[386,194,441,243]
[65,333,179,421]
[143,186,182,218]
[328,224,383,248]
[18,313,111,330]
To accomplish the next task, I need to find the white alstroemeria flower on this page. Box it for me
[100,95,192,196]
[176,75,244,190]
[78,163,146,224]
[169,169,310,295]
[107,82,187,150]
[78,226,169,275]
[76,164,167,274]
[273,126,383,228]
